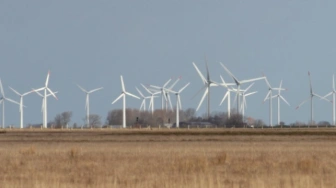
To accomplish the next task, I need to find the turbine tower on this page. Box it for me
[9,87,33,129]
[77,84,103,128]
[296,71,331,127]
[167,83,190,128]
[271,80,290,126]
[193,60,217,120]
[112,75,140,128]
[34,71,58,128]
[220,62,265,115]
[0,79,20,128]
[263,75,286,127]
[323,74,336,126]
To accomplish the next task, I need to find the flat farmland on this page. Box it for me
[1,128,336,188]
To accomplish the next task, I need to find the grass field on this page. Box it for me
[0,128,336,188]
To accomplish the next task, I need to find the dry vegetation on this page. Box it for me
[0,129,336,187]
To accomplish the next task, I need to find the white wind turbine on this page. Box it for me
[322,74,336,126]
[263,75,286,127]
[150,77,181,111]
[112,75,140,128]
[0,79,20,128]
[296,71,331,127]
[164,77,181,111]
[150,79,171,111]
[193,61,218,120]
[77,84,103,128]
[218,75,236,119]
[167,83,190,128]
[220,62,265,115]
[136,87,151,111]
[233,83,257,118]
[141,84,160,114]
[34,91,59,119]
[33,71,58,128]
[271,80,290,126]
[9,87,33,129]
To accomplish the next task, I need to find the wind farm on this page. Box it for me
[3,1,336,187]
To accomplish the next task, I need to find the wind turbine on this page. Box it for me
[77,84,103,128]
[0,79,20,128]
[167,83,190,128]
[33,71,58,128]
[296,71,331,127]
[218,75,236,119]
[141,84,160,114]
[136,87,151,111]
[164,77,181,111]
[233,83,257,118]
[263,75,286,127]
[9,87,33,129]
[193,61,218,120]
[150,79,171,111]
[220,62,265,115]
[35,90,59,114]
[271,80,290,126]
[112,75,140,128]
[323,74,336,126]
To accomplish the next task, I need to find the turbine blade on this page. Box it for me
[296,97,310,110]
[178,83,190,93]
[219,62,240,85]
[244,83,254,93]
[0,79,4,97]
[308,71,313,94]
[245,91,257,97]
[314,93,331,103]
[141,84,153,95]
[193,62,207,84]
[47,88,58,100]
[220,92,229,106]
[178,95,182,110]
[112,94,124,104]
[280,95,290,106]
[168,94,173,110]
[77,84,88,93]
[136,87,145,98]
[263,91,271,102]
[264,75,272,88]
[120,75,125,92]
[192,85,207,100]
[169,77,180,89]
[88,87,103,93]
[5,98,20,105]
[125,92,140,99]
[323,92,333,99]
[240,77,265,84]
[9,87,21,96]
[163,79,172,88]
[196,87,208,111]
[45,71,50,87]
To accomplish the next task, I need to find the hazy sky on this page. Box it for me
[1,0,336,127]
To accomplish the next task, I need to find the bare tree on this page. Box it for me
[84,114,102,128]
[54,111,72,128]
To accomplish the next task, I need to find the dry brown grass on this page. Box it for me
[0,129,335,187]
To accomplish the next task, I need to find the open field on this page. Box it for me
[1,128,336,188]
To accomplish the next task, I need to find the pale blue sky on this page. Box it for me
[1,0,336,127]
